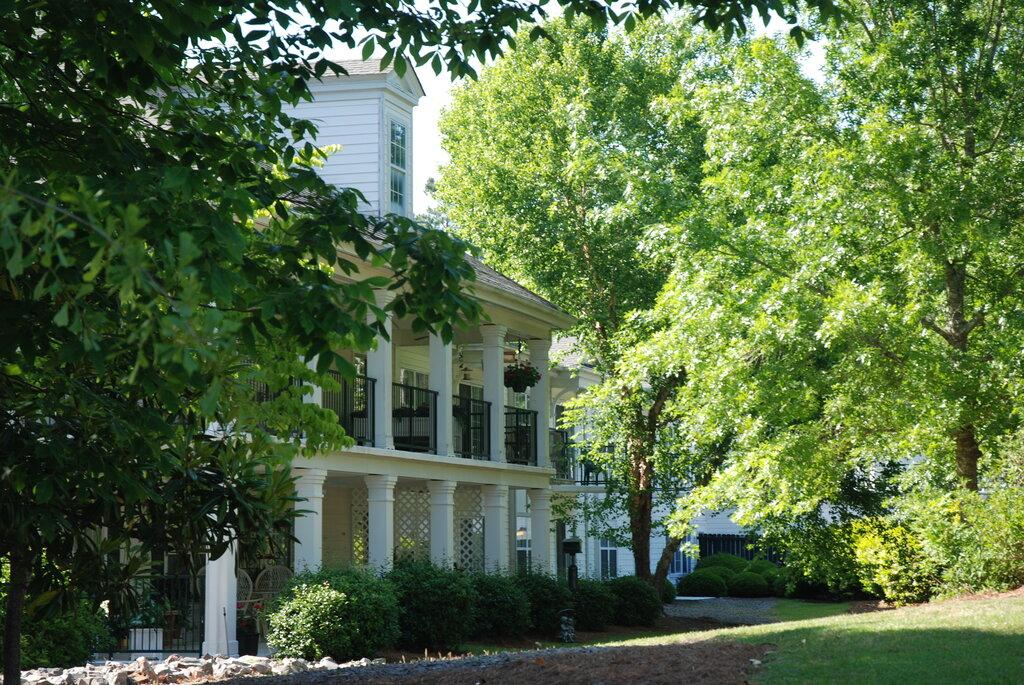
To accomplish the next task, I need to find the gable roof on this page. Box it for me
[329,58,426,99]
[465,254,563,314]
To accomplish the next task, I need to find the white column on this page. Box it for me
[365,474,397,570]
[529,488,555,574]
[304,356,322,407]
[482,484,510,571]
[481,325,507,462]
[366,290,395,449]
[427,480,457,567]
[429,333,454,456]
[293,468,327,572]
[528,339,552,468]
[202,543,238,657]
[508,487,520,570]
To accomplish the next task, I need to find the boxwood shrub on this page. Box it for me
[605,576,662,626]
[696,553,749,573]
[572,579,616,631]
[268,567,399,660]
[513,571,572,636]
[728,571,772,597]
[387,559,478,651]
[676,569,728,597]
[700,564,737,582]
[469,573,530,639]
[746,559,780,577]
[659,578,677,603]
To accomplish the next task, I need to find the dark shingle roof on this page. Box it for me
[335,59,387,75]
[465,254,562,313]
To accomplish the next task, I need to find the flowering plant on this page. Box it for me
[504,362,541,392]
[237,601,264,632]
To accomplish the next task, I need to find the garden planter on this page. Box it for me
[128,628,164,653]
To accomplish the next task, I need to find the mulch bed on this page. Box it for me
[361,643,771,684]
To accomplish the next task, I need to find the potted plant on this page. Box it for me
[504,361,541,393]
[237,602,263,656]
[127,596,168,654]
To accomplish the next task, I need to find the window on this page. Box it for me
[599,538,618,579]
[516,518,531,572]
[389,120,407,213]
[399,368,428,389]
[668,539,686,575]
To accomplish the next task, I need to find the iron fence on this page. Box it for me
[322,371,375,446]
[108,573,204,656]
[697,533,782,564]
[505,406,538,466]
[392,383,437,453]
[453,395,490,459]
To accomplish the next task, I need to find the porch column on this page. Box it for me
[293,468,327,572]
[365,474,397,570]
[481,324,507,462]
[429,333,454,457]
[482,484,510,571]
[304,355,322,407]
[202,542,238,657]
[427,480,457,567]
[528,339,552,468]
[366,290,395,449]
[529,488,555,574]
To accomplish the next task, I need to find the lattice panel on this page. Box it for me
[350,486,369,565]
[394,487,430,562]
[454,485,484,571]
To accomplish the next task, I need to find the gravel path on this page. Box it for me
[224,641,770,684]
[665,597,779,625]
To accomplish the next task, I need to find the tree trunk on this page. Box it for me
[653,536,684,587]
[955,425,981,491]
[627,432,654,581]
[4,548,31,685]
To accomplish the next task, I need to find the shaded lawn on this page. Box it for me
[609,594,1024,684]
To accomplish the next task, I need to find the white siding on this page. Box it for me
[285,88,383,215]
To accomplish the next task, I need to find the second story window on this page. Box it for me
[389,120,407,213]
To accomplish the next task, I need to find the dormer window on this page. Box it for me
[389,120,407,213]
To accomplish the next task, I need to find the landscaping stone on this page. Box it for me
[10,653,379,685]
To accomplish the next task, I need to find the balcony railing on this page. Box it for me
[393,383,437,453]
[550,428,575,479]
[505,406,538,466]
[453,396,491,460]
[322,371,375,446]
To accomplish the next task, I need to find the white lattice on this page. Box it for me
[351,486,369,565]
[394,487,430,561]
[454,485,484,571]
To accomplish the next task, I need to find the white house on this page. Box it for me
[192,61,583,657]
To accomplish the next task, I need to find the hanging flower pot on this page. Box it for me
[504,361,541,393]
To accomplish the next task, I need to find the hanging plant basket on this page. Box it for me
[504,362,541,393]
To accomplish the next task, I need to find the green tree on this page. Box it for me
[654,0,1024,542]
[0,0,839,674]
[437,17,709,583]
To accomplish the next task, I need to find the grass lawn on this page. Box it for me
[610,593,1024,684]
[773,598,851,622]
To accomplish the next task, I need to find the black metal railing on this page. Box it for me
[550,428,575,478]
[108,574,204,656]
[453,395,491,460]
[505,406,538,466]
[393,383,437,453]
[322,371,375,446]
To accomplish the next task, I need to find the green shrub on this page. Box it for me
[269,567,398,659]
[659,578,677,603]
[387,559,478,651]
[572,579,616,631]
[853,519,940,606]
[746,559,779,576]
[266,583,356,660]
[696,553,749,573]
[469,573,530,639]
[604,576,662,626]
[727,571,772,598]
[699,564,736,582]
[513,571,572,636]
[5,600,113,669]
[676,569,728,597]
[771,570,790,597]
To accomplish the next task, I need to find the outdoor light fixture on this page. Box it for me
[516,526,528,539]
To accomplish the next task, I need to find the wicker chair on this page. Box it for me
[253,564,292,602]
